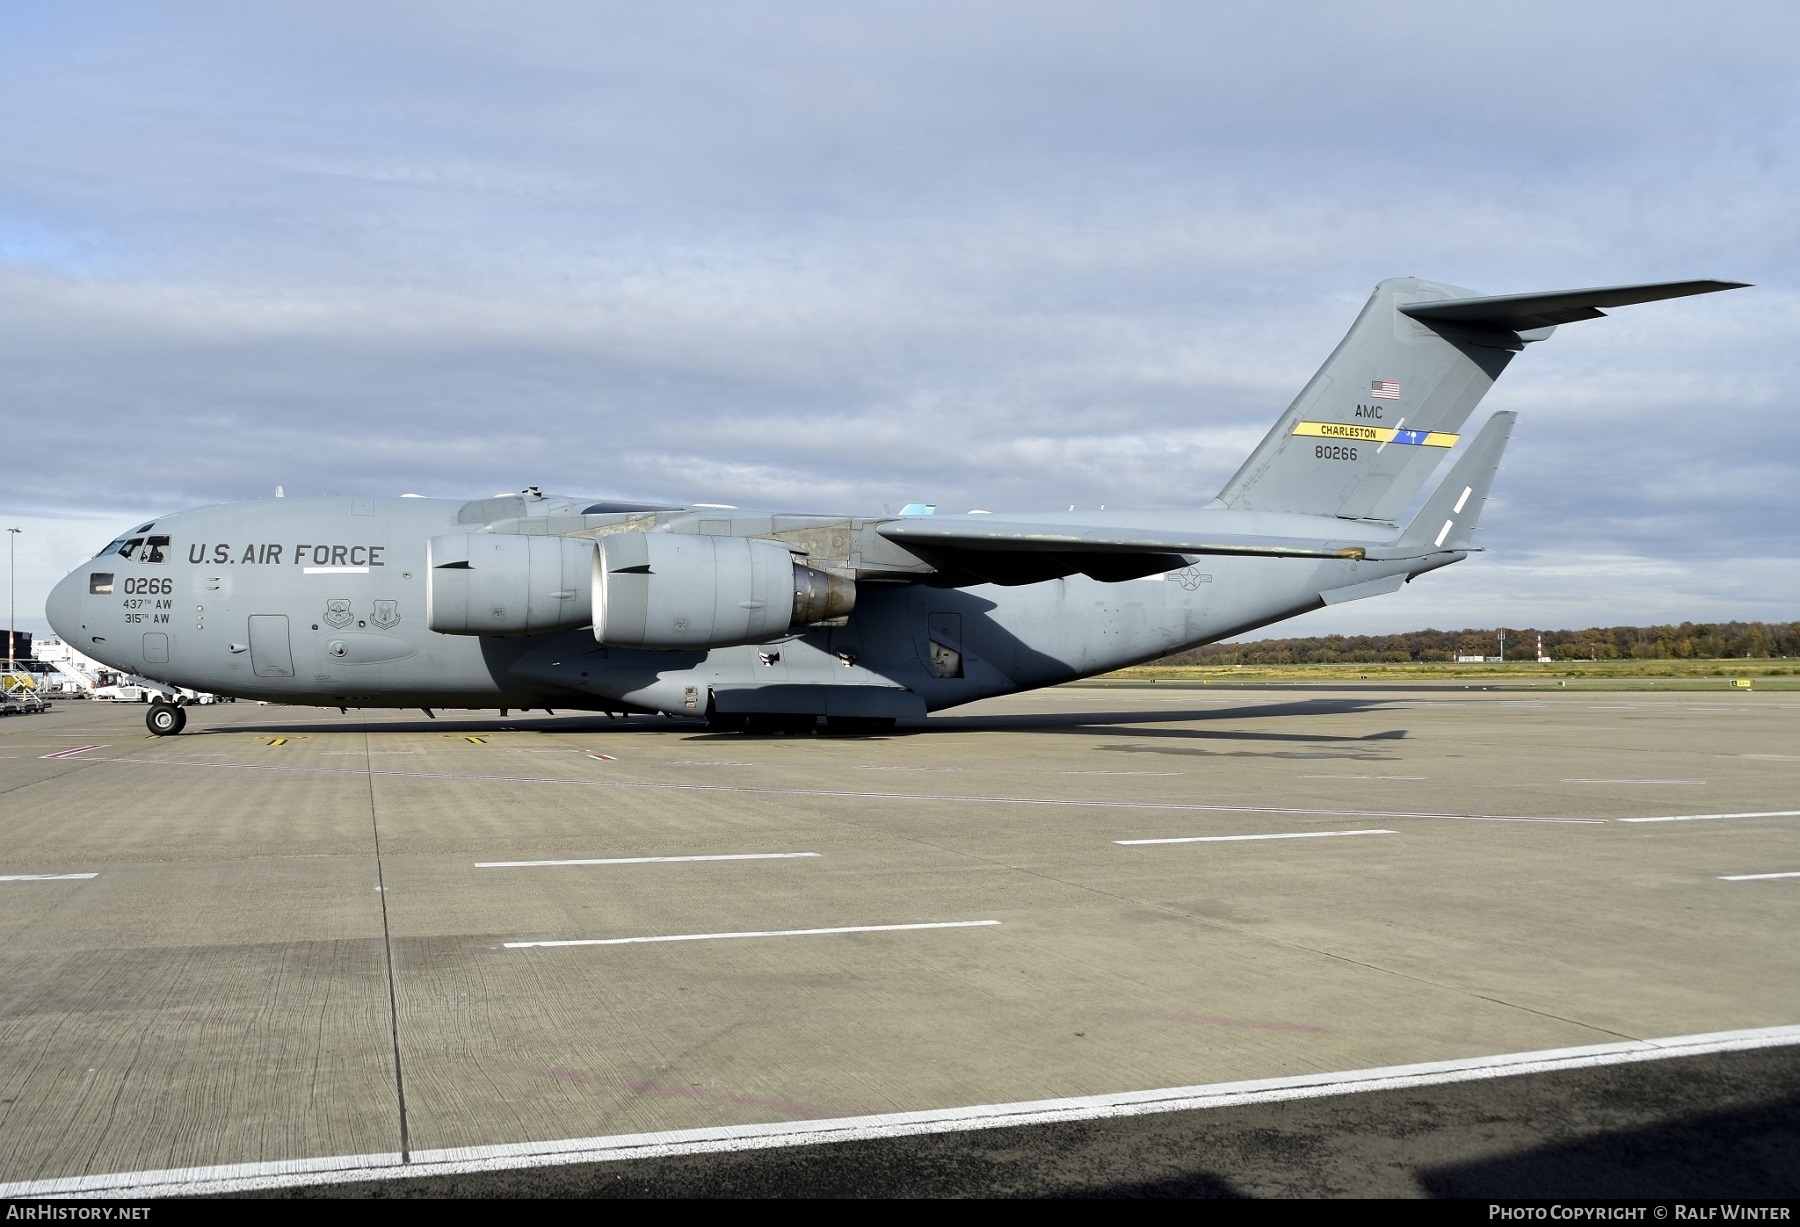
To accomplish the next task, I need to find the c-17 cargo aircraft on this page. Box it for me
[47,276,1744,737]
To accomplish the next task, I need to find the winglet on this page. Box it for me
[1376,411,1517,558]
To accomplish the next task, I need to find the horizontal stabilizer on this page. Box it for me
[1374,411,1516,558]
[1400,280,1747,332]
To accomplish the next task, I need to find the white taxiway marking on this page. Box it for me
[476,852,820,869]
[1115,829,1397,846]
[1562,778,1705,785]
[9,1023,1796,1199]
[1719,871,1800,882]
[505,920,999,949]
[1620,810,1800,824]
[0,873,97,881]
[856,765,960,772]
[1063,770,1184,776]
[1299,774,1426,781]
[39,745,103,760]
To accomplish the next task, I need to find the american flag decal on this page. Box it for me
[1370,380,1401,401]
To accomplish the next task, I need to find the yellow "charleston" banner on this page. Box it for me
[1292,421,1459,447]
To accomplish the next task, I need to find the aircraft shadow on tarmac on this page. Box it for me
[202,698,1409,746]
[1060,1095,1800,1198]
[1415,1095,1800,1200]
[249,1086,1800,1200]
[210,714,668,737]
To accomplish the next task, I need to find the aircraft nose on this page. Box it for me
[45,569,84,643]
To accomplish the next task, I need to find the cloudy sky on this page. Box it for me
[2,2,1795,641]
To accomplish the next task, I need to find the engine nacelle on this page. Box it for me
[426,533,596,636]
[594,533,855,649]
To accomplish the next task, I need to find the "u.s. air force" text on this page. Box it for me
[186,544,386,566]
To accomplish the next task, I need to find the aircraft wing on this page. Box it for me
[875,405,1528,585]
[877,518,1369,559]
[874,517,1373,585]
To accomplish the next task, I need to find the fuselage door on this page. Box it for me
[248,614,295,678]
[925,612,964,679]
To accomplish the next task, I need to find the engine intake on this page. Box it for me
[594,533,855,649]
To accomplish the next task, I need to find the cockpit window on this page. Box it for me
[89,573,114,595]
[95,532,170,563]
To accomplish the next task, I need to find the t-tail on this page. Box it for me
[1216,277,1746,521]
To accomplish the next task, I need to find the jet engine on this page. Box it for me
[593,533,855,649]
[426,533,596,635]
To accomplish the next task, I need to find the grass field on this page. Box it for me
[1094,658,1799,689]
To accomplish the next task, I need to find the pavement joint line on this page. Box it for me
[475,852,821,868]
[1116,829,1399,846]
[1620,810,1800,824]
[76,754,1609,823]
[504,919,1000,948]
[9,1023,1798,1200]
[0,872,97,881]
[1719,871,1800,881]
[360,728,410,1162]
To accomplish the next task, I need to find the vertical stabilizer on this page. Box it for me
[1217,278,1524,520]
[1216,276,1746,521]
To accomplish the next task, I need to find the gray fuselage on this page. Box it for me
[45,494,1447,719]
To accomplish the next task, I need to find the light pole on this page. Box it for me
[6,527,18,677]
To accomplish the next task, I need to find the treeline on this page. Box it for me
[1156,622,1800,666]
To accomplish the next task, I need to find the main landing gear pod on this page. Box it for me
[147,702,186,736]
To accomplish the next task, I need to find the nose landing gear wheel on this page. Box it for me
[147,703,186,736]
